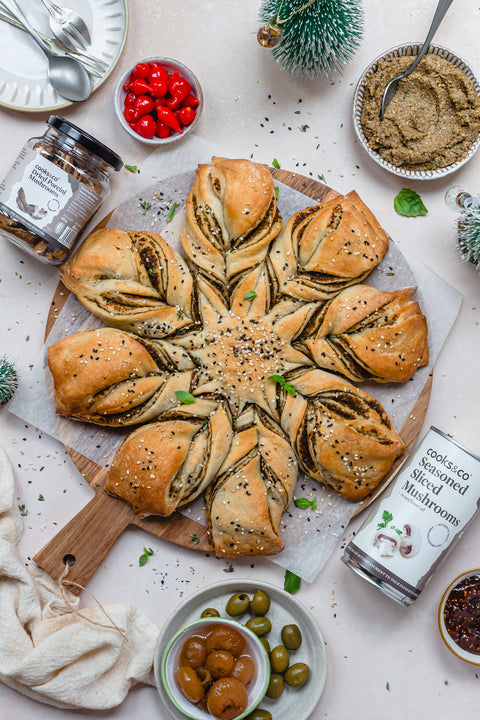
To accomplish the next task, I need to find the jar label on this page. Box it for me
[0,146,101,248]
[345,428,480,600]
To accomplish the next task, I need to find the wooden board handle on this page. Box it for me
[33,490,132,593]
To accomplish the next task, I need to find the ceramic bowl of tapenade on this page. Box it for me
[438,569,480,665]
[353,43,480,179]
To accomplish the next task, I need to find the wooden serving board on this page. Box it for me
[33,169,432,592]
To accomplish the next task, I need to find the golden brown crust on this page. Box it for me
[180,157,282,290]
[60,227,195,338]
[269,191,389,302]
[205,407,297,557]
[304,284,429,382]
[280,368,405,501]
[106,403,233,515]
[47,327,196,426]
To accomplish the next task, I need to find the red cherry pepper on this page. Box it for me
[124,91,136,107]
[132,62,150,79]
[133,114,156,139]
[181,93,199,109]
[178,106,196,126]
[149,80,168,97]
[134,94,154,119]
[128,78,151,95]
[157,105,183,134]
[124,106,137,123]
[156,121,171,138]
[167,70,191,109]
[154,96,167,109]
[148,63,169,84]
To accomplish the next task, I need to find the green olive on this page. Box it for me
[281,623,302,650]
[259,637,270,654]
[250,589,271,616]
[285,662,310,688]
[226,592,250,617]
[245,616,272,637]
[245,710,273,720]
[245,710,272,720]
[266,673,285,699]
[270,645,290,674]
[201,607,220,618]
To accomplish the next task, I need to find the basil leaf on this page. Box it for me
[268,374,286,386]
[175,390,196,404]
[243,290,257,301]
[139,554,148,566]
[284,382,296,396]
[272,158,280,169]
[124,164,138,173]
[394,188,428,217]
[294,497,317,510]
[294,498,312,508]
[167,201,179,222]
[284,569,301,594]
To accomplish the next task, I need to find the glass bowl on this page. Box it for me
[438,568,480,665]
[353,43,480,180]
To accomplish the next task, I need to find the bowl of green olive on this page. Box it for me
[153,580,327,720]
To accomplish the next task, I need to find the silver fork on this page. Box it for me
[0,6,106,76]
[39,0,91,52]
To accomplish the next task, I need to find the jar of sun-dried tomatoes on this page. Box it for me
[0,116,123,264]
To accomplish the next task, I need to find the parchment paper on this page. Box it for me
[10,137,462,582]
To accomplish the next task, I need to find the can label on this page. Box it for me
[0,146,100,249]
[344,428,480,602]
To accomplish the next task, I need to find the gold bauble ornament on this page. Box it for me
[257,18,283,48]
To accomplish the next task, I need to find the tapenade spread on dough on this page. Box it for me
[361,53,480,171]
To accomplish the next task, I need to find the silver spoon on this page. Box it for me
[0,0,91,102]
[39,0,91,53]
[380,0,455,120]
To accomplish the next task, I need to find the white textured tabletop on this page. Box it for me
[1,1,480,718]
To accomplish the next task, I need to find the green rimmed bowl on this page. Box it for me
[157,616,270,720]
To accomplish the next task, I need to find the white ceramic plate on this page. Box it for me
[353,43,480,180]
[153,579,328,720]
[0,0,128,112]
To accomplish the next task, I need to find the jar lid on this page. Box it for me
[47,116,123,171]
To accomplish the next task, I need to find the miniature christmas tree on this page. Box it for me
[258,0,364,78]
[0,356,18,405]
[458,195,480,270]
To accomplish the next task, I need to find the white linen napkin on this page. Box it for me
[0,444,159,710]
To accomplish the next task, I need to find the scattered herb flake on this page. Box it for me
[175,390,196,404]
[284,569,301,594]
[139,547,153,566]
[167,201,178,222]
[243,290,257,301]
[300,124,309,132]
[38,494,44,501]
[191,534,200,544]
[139,200,151,215]
[18,504,27,516]
[124,164,138,173]
[39,466,44,471]
[25,336,30,341]
[223,565,235,572]
[394,188,428,217]
[275,185,279,199]
[318,173,326,182]
[386,682,390,691]
[272,158,280,169]
[177,309,184,320]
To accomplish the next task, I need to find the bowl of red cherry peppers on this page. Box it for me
[114,57,203,144]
